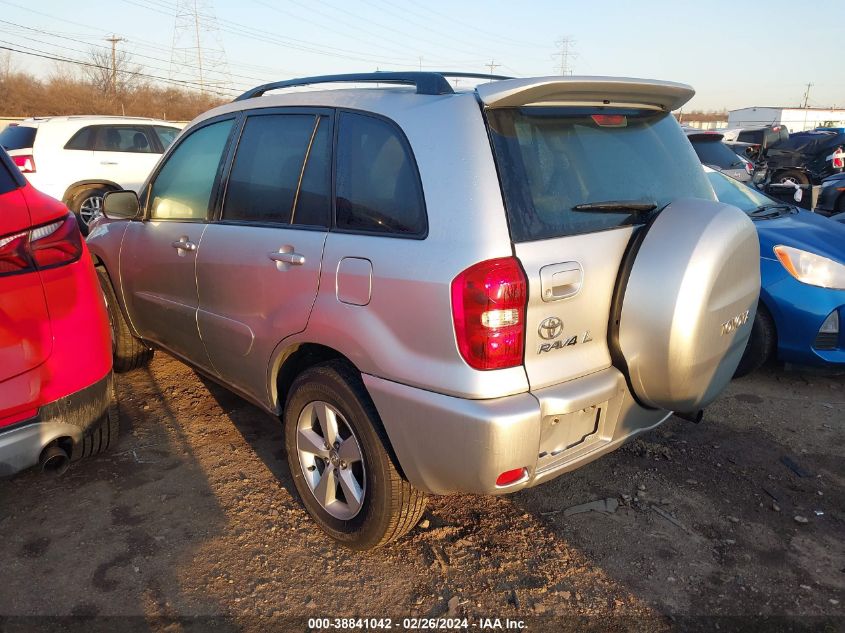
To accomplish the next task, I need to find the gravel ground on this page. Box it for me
[0,354,842,632]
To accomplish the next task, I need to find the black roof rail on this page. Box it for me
[233,71,513,102]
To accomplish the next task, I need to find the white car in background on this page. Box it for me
[0,116,183,233]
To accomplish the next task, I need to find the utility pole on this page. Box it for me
[485,59,500,78]
[105,34,125,93]
[802,82,813,108]
[553,37,577,76]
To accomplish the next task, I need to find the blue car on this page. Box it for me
[706,168,845,374]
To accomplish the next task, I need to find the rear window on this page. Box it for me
[0,160,18,195]
[690,138,745,169]
[0,125,36,151]
[64,126,96,150]
[487,108,713,242]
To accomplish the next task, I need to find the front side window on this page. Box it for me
[149,119,234,220]
[94,126,156,153]
[335,112,426,236]
[487,108,714,242]
[223,113,330,227]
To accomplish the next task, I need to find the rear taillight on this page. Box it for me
[29,215,83,270]
[745,160,753,175]
[12,154,35,173]
[0,214,82,277]
[0,230,31,275]
[451,257,527,370]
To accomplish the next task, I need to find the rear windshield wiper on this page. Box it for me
[572,200,657,213]
[749,203,794,217]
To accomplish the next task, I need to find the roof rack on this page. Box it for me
[233,71,513,102]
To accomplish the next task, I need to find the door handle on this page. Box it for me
[171,239,197,252]
[540,262,583,301]
[268,251,305,265]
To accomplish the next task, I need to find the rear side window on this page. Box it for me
[64,126,96,150]
[335,112,426,237]
[94,126,156,153]
[223,114,330,227]
[0,125,36,151]
[150,119,234,220]
[487,108,713,242]
[0,160,18,195]
[690,139,745,169]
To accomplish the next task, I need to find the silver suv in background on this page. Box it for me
[87,73,760,549]
[0,116,182,233]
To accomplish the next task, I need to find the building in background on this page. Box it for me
[728,107,845,132]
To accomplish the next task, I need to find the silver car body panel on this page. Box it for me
[364,366,669,495]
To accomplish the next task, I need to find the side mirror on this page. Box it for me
[102,190,140,220]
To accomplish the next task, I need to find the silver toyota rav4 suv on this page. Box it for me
[87,72,760,549]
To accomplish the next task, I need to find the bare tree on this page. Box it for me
[0,50,13,81]
[83,47,143,95]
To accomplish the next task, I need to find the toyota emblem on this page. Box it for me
[538,317,563,340]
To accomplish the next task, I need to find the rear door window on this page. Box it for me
[335,112,426,237]
[487,108,713,242]
[149,119,234,220]
[0,125,36,150]
[223,113,330,227]
[93,126,156,153]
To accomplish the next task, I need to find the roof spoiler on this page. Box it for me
[475,76,695,111]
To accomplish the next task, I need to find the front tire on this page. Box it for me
[283,361,427,549]
[776,169,810,187]
[69,186,111,235]
[97,268,154,372]
[734,306,776,378]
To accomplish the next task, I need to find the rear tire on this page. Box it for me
[97,268,154,372]
[76,383,120,459]
[283,360,427,549]
[69,186,111,236]
[776,170,810,187]
[734,306,776,378]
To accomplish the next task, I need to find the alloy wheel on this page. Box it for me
[295,401,366,520]
[79,195,103,227]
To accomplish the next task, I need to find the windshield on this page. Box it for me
[706,170,781,213]
[154,126,180,149]
[690,138,746,169]
[0,125,36,150]
[487,107,713,242]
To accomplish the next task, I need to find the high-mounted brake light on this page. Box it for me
[12,154,35,173]
[591,114,627,128]
[0,214,82,277]
[451,257,527,370]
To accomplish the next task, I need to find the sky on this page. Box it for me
[0,0,843,112]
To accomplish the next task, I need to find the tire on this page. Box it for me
[69,186,111,235]
[776,169,810,187]
[76,382,120,459]
[283,360,427,549]
[734,305,776,378]
[97,268,154,372]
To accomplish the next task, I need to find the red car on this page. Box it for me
[0,146,115,476]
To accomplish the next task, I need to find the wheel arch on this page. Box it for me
[62,179,123,205]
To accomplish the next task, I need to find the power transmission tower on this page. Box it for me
[105,34,126,93]
[170,0,231,95]
[553,37,577,76]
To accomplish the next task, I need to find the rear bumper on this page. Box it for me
[0,371,112,477]
[365,367,669,495]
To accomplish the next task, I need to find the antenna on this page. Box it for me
[553,37,577,76]
[170,0,231,94]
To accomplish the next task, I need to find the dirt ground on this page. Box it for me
[0,354,842,632]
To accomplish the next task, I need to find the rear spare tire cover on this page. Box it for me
[613,198,760,412]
